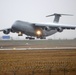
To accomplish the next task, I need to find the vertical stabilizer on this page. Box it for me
[46,13,73,23]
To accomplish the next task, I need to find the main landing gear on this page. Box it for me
[25,36,46,40]
[26,37,35,40]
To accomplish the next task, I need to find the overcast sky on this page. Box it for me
[0,0,76,39]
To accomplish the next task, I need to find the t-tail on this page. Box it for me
[46,13,73,23]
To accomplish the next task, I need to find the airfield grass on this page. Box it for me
[0,49,76,75]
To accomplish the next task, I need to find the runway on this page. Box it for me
[0,46,76,50]
[0,40,76,50]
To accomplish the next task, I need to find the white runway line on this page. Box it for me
[0,47,76,50]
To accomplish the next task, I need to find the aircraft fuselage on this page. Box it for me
[12,20,57,38]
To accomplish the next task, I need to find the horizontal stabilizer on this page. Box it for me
[46,13,73,17]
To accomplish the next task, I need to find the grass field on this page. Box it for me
[0,49,76,75]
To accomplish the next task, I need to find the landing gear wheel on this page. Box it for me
[26,37,35,40]
[40,37,46,39]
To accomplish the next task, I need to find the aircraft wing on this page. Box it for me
[0,28,11,31]
[0,29,6,31]
[34,23,76,30]
[0,28,12,34]
[0,30,3,31]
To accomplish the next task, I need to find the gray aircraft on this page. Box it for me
[0,13,76,39]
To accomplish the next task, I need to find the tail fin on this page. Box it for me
[46,13,73,23]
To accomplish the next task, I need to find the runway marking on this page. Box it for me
[0,47,76,50]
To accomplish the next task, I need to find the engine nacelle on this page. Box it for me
[3,30,10,34]
[57,27,63,32]
[45,26,51,31]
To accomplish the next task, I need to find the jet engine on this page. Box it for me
[45,26,51,31]
[57,27,63,32]
[3,29,10,34]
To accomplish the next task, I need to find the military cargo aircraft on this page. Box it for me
[0,13,76,39]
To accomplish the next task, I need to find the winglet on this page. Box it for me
[46,13,73,23]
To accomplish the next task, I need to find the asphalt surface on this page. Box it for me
[0,45,76,50]
[0,40,76,50]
